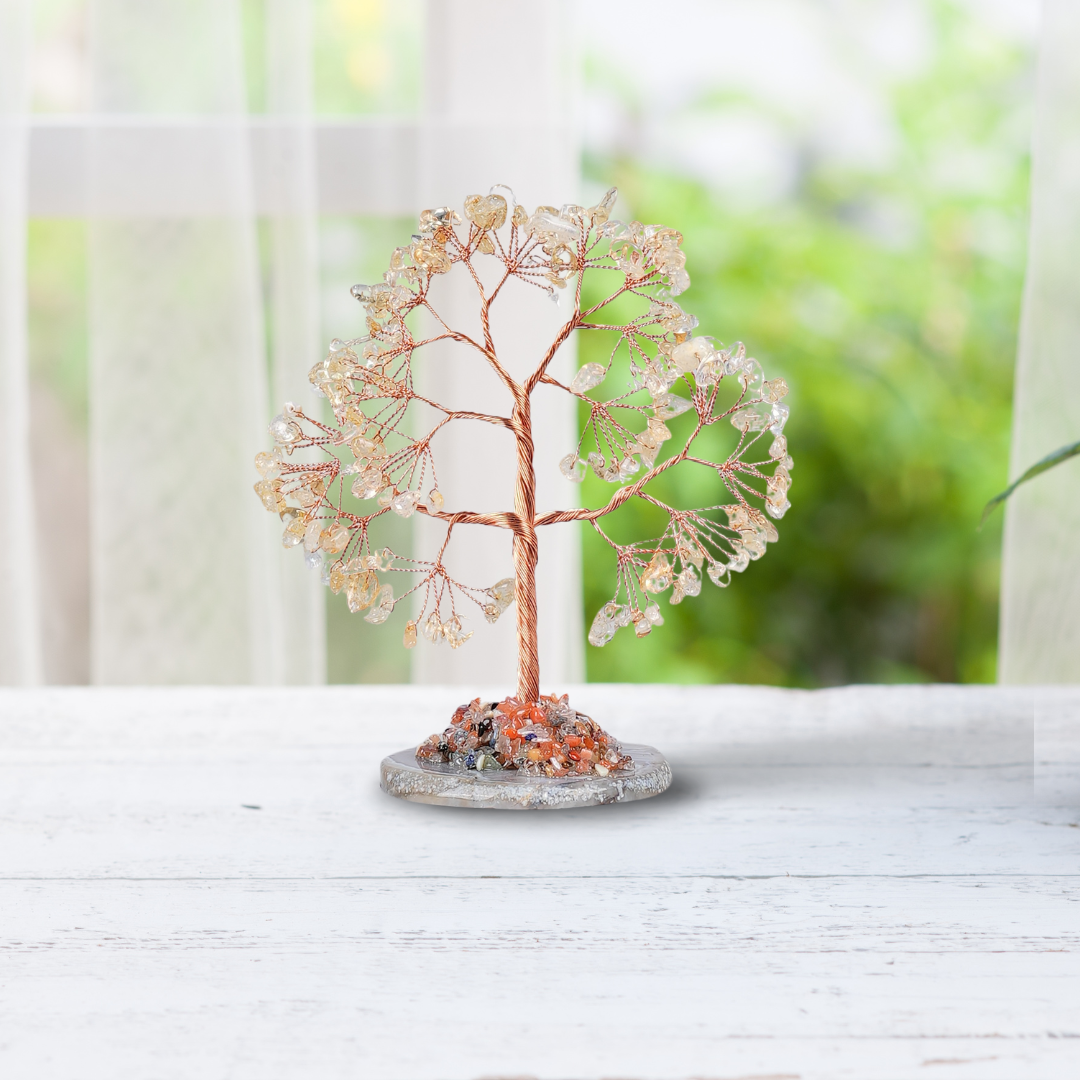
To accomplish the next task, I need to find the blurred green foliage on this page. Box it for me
[312,0,421,116]
[243,0,421,115]
[579,4,1030,686]
[26,220,88,432]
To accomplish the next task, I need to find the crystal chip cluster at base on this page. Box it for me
[415,694,631,778]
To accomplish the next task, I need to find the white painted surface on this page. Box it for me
[1,684,1078,1079]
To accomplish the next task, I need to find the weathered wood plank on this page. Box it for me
[1,686,1078,1079]
[3,877,1079,1079]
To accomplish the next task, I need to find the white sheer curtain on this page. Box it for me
[999,0,1080,683]
[0,0,42,685]
[86,0,322,683]
[263,0,326,683]
[7,0,584,686]
[412,0,584,689]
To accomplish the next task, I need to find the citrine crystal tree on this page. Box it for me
[254,187,792,790]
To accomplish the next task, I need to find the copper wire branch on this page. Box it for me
[254,189,793,704]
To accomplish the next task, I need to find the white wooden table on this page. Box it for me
[2,684,1078,1079]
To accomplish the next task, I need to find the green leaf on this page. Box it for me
[981,440,1080,528]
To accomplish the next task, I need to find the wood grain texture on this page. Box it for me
[1,684,1078,1079]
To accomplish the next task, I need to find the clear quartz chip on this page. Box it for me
[364,583,395,624]
[636,439,660,468]
[729,547,751,573]
[707,561,730,587]
[391,490,420,518]
[652,393,692,420]
[739,358,765,396]
[671,337,714,374]
[269,414,301,444]
[351,468,383,500]
[730,401,773,432]
[671,565,701,604]
[483,577,516,622]
[588,601,623,647]
[491,578,516,604]
[682,564,702,596]
[590,186,618,225]
[570,363,606,394]
[763,377,789,402]
[559,453,587,482]
[443,615,473,649]
[423,612,444,644]
[766,494,791,519]
[640,553,674,594]
[527,208,579,245]
[587,617,613,648]
[770,403,790,433]
[644,365,676,396]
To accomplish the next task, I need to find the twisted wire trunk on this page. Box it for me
[511,393,540,703]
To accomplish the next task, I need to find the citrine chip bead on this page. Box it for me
[319,522,350,554]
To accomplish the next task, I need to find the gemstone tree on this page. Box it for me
[254,187,792,777]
